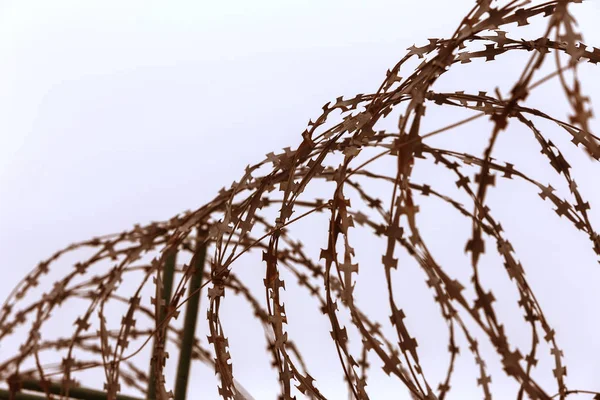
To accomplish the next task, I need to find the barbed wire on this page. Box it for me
[1,1,599,399]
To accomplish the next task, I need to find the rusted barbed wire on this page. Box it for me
[1,0,600,399]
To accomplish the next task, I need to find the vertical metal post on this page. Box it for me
[174,228,207,400]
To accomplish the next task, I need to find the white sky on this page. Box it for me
[1,1,600,399]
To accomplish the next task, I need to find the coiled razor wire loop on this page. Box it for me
[1,1,600,399]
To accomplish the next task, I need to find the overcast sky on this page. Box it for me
[1,1,600,399]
